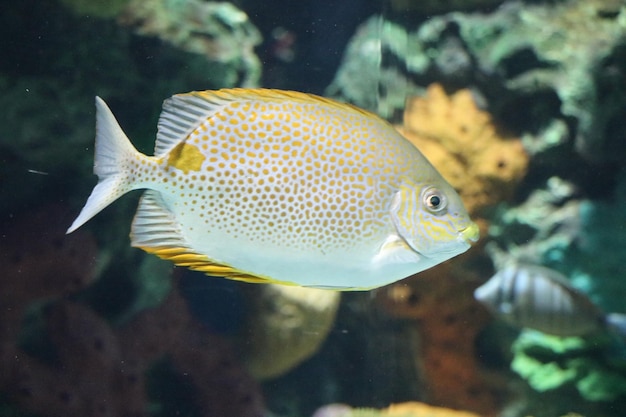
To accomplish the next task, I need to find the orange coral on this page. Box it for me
[397,83,528,218]
[385,401,483,416]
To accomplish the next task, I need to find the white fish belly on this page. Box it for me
[167,197,398,288]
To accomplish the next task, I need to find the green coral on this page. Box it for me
[512,332,588,392]
[513,355,577,392]
[574,359,626,402]
[512,330,626,402]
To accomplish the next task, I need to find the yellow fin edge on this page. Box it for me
[137,245,296,286]
[187,88,379,120]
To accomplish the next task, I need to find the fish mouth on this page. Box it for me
[459,222,480,244]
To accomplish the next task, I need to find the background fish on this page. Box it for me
[474,262,626,337]
[67,89,478,290]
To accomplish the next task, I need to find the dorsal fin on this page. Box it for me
[155,92,218,156]
[154,88,377,156]
[130,190,291,285]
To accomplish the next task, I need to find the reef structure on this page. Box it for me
[327,0,626,164]
[118,0,262,87]
[0,205,264,417]
[328,3,626,414]
[485,168,626,416]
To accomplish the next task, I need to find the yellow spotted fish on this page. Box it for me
[67,89,478,290]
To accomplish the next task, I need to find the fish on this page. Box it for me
[474,262,626,337]
[67,88,479,290]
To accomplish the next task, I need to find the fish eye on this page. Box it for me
[422,188,447,213]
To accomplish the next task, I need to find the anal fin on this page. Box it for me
[131,191,288,285]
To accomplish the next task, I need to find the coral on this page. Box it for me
[486,176,582,269]
[328,0,626,164]
[119,0,262,87]
[397,83,528,218]
[240,284,341,380]
[58,0,264,86]
[510,330,626,415]
[472,0,626,163]
[384,402,483,416]
[312,401,483,417]
[485,169,626,416]
[376,261,505,417]
[0,206,264,417]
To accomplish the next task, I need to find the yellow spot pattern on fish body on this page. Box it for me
[167,94,406,254]
[67,89,478,290]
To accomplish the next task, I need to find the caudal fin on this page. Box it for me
[67,97,142,233]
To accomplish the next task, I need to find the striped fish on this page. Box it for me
[474,262,626,337]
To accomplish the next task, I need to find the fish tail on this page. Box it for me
[606,313,626,338]
[66,96,143,234]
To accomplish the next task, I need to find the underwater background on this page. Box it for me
[1,0,626,416]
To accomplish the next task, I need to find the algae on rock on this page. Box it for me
[328,0,626,163]
[510,330,626,415]
[119,0,262,87]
